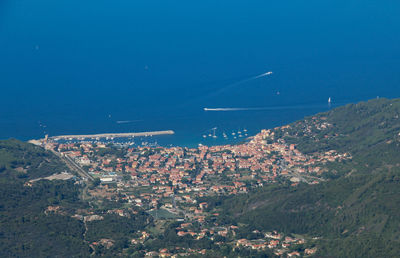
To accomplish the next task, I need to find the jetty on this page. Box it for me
[49,130,175,140]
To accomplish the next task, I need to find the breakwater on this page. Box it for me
[50,130,175,140]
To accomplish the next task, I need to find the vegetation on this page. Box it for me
[203,98,400,257]
[86,211,152,245]
[0,139,150,257]
[0,139,68,181]
[0,179,90,257]
[2,98,400,257]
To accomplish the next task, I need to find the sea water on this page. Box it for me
[1,0,400,147]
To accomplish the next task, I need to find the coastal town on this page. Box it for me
[3,0,398,255]
[36,119,350,256]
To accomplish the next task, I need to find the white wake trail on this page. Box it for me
[116,120,142,124]
[207,71,273,98]
[204,107,265,111]
[177,71,274,109]
[252,71,273,80]
[233,71,273,86]
[204,103,332,112]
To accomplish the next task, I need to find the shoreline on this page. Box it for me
[47,130,175,140]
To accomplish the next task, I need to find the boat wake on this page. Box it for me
[204,107,264,111]
[204,103,335,112]
[116,120,141,124]
[214,71,273,95]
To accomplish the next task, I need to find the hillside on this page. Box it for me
[0,139,89,256]
[1,98,400,257]
[282,98,400,173]
[204,98,400,257]
[0,140,152,257]
[0,138,68,181]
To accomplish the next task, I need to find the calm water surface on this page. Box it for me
[0,0,399,147]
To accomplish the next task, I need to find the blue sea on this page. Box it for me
[1,0,400,147]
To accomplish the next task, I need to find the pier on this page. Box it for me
[49,130,175,140]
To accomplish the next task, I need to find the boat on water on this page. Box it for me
[328,97,332,103]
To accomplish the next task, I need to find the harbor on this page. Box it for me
[49,130,175,140]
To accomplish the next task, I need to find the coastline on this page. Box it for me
[32,130,175,142]
[50,130,175,139]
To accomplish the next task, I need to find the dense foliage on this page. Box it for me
[0,139,68,181]
[0,179,90,257]
[86,211,153,252]
[204,98,400,257]
[285,98,400,159]
[0,140,150,257]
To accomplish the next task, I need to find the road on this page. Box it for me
[49,149,94,181]
[64,155,95,181]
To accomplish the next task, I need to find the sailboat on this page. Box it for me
[328,97,332,104]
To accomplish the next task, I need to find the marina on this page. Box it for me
[200,127,251,144]
[48,130,175,141]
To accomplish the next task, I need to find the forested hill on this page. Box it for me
[282,98,400,170]
[0,140,151,257]
[0,139,88,257]
[206,98,400,257]
[0,138,68,181]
